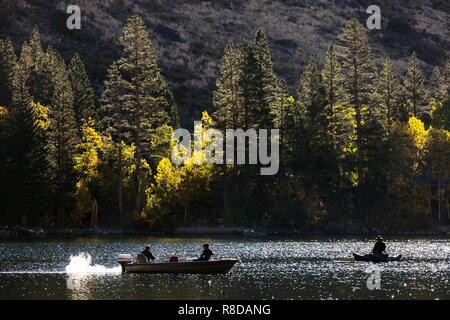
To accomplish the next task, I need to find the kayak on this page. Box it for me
[353,253,401,262]
[118,254,239,274]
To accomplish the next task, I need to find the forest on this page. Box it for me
[0,15,449,233]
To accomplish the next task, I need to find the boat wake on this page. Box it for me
[65,252,121,274]
[0,252,121,275]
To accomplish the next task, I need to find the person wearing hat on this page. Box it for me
[372,235,387,258]
[141,245,156,263]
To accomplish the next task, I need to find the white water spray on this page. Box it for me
[65,252,121,274]
[65,252,120,291]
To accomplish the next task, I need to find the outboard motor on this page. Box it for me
[118,254,132,273]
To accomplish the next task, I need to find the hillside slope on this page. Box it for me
[1,0,449,125]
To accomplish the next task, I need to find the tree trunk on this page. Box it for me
[21,212,27,226]
[438,175,441,225]
[446,183,449,220]
[91,198,98,226]
[429,184,432,216]
[135,113,142,213]
[118,102,123,225]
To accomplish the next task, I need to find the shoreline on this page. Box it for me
[1,225,449,239]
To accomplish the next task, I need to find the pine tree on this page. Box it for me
[321,43,347,113]
[45,46,78,224]
[10,43,32,115]
[28,27,45,67]
[297,54,328,123]
[376,57,403,126]
[430,66,446,102]
[159,80,180,130]
[6,42,49,225]
[68,53,97,130]
[118,14,169,213]
[337,18,376,187]
[253,28,277,128]
[101,61,128,224]
[0,38,17,107]
[272,79,290,130]
[404,51,428,116]
[213,40,240,129]
[271,79,291,170]
[237,41,258,130]
[443,59,450,99]
[27,27,51,107]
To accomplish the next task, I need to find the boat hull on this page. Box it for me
[122,258,239,274]
[353,253,401,262]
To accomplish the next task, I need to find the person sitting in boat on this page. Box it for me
[194,243,214,261]
[372,235,387,258]
[141,245,156,263]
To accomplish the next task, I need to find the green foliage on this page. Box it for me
[213,40,240,129]
[0,42,50,225]
[69,53,97,129]
[337,18,376,109]
[337,18,377,187]
[375,57,404,126]
[429,66,446,102]
[118,14,178,212]
[0,16,448,231]
[144,112,217,229]
[321,43,348,111]
[404,51,428,116]
[0,38,17,107]
[45,46,78,224]
[430,99,450,130]
[297,54,328,122]
[252,28,277,129]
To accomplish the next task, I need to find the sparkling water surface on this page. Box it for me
[0,236,448,300]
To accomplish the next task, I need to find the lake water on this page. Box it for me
[0,236,448,300]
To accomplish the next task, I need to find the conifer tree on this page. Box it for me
[272,79,290,130]
[69,53,97,130]
[27,27,51,107]
[321,43,347,112]
[404,52,428,116]
[101,61,128,224]
[271,79,291,170]
[213,40,240,129]
[118,14,169,213]
[159,80,180,130]
[429,66,446,102]
[0,38,17,107]
[237,41,258,130]
[298,54,328,123]
[28,27,45,67]
[10,43,32,121]
[253,28,277,128]
[7,43,49,225]
[443,59,450,99]
[337,18,376,186]
[377,57,403,125]
[45,46,78,224]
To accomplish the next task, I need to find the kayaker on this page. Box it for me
[194,243,214,261]
[372,235,387,258]
[142,245,156,263]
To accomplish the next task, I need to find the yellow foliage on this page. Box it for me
[425,127,450,179]
[73,118,104,179]
[201,110,214,127]
[0,106,7,118]
[31,101,50,131]
[71,180,91,225]
[408,116,428,151]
